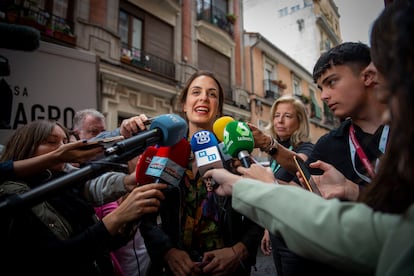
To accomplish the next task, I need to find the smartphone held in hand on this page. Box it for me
[293,155,321,196]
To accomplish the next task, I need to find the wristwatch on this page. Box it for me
[264,137,278,155]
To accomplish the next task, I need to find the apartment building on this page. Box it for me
[244,0,342,73]
[1,0,335,151]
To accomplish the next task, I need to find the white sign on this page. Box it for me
[0,41,97,145]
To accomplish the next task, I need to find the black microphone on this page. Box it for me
[0,114,187,215]
[104,114,187,159]
[0,22,40,51]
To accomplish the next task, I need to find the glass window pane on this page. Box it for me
[132,18,142,50]
[119,11,129,44]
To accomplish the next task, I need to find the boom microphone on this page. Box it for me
[190,130,224,176]
[223,121,254,168]
[0,22,40,51]
[104,114,187,159]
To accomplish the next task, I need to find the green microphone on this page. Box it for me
[223,121,254,167]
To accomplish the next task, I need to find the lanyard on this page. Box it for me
[348,124,389,183]
[270,145,293,174]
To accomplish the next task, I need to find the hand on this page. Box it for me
[203,169,242,196]
[298,160,359,201]
[246,122,272,151]
[56,140,104,163]
[202,246,241,275]
[236,163,276,183]
[123,171,138,192]
[164,248,197,276]
[260,229,272,256]
[119,114,149,138]
[102,183,167,234]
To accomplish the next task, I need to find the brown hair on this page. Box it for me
[359,0,414,213]
[0,120,69,162]
[178,70,224,120]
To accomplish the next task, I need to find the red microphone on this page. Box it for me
[135,146,158,185]
[145,138,190,187]
[169,137,191,167]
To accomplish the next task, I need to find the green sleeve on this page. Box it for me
[232,179,400,275]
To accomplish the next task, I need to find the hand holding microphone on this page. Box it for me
[223,121,255,168]
[190,130,224,191]
[103,113,187,161]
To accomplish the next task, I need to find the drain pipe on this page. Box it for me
[249,33,261,107]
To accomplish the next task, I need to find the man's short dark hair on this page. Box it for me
[312,42,371,83]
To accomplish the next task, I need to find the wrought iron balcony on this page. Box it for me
[263,79,281,99]
[121,44,175,80]
[196,5,234,36]
[2,4,76,45]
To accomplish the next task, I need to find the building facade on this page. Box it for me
[1,0,336,156]
[244,0,341,74]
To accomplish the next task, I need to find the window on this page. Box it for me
[198,42,231,101]
[323,101,334,124]
[264,61,276,92]
[119,10,143,51]
[292,74,302,96]
[119,1,175,78]
[53,0,68,18]
[303,0,313,8]
[291,5,300,13]
[310,89,322,119]
[17,0,75,42]
[278,7,288,17]
[197,0,228,21]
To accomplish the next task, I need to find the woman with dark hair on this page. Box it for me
[140,70,262,276]
[0,119,167,275]
[204,1,414,275]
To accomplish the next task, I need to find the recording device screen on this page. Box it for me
[293,155,321,196]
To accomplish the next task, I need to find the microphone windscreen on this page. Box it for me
[213,116,234,142]
[0,22,40,51]
[190,130,223,176]
[168,138,191,168]
[135,146,158,184]
[145,147,170,179]
[223,121,254,158]
[159,138,190,186]
[149,114,188,146]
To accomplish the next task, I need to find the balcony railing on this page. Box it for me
[2,5,76,45]
[196,6,233,36]
[263,79,280,99]
[121,44,175,80]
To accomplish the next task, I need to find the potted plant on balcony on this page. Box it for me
[54,23,76,45]
[271,79,287,90]
[226,13,237,24]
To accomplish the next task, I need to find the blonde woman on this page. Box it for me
[248,95,314,275]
